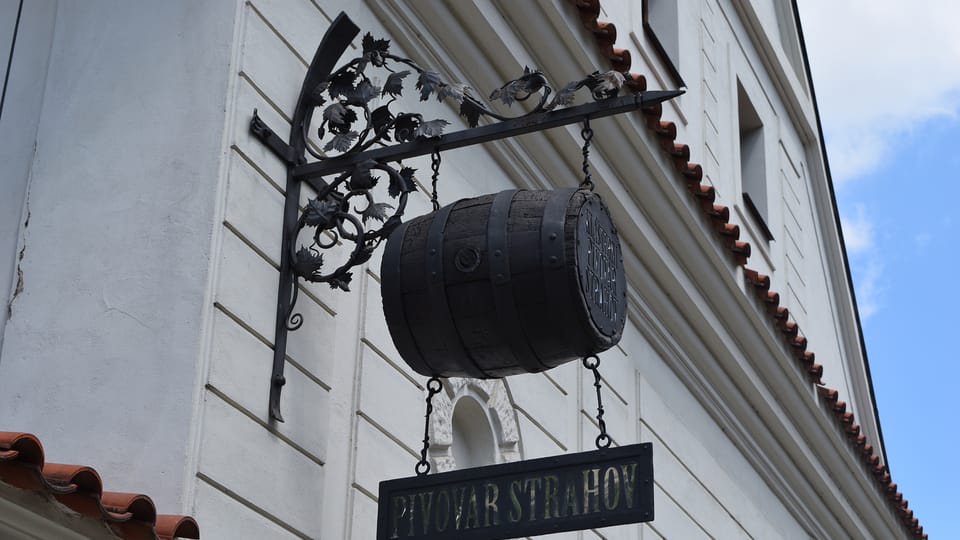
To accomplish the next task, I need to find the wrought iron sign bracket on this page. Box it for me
[250,11,683,422]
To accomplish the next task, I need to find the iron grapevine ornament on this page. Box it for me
[257,30,639,294]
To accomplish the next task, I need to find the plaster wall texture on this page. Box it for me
[0,0,896,538]
[0,0,57,352]
[0,0,239,510]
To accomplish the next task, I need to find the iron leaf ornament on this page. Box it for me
[275,30,630,312]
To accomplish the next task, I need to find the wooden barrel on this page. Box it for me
[380,188,626,378]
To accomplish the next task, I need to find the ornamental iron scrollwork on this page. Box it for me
[250,12,683,421]
[279,35,629,294]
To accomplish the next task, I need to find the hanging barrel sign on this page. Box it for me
[380,188,626,378]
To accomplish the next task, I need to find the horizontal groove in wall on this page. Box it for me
[542,370,569,396]
[653,479,715,539]
[580,409,620,448]
[238,70,324,157]
[590,370,629,406]
[197,472,312,540]
[516,407,567,452]
[360,337,424,390]
[352,482,378,503]
[641,419,751,538]
[221,222,336,317]
[247,2,309,67]
[213,301,331,391]
[238,71,289,125]
[206,384,326,467]
[356,411,419,459]
[231,144,284,196]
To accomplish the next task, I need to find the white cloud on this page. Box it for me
[824,132,885,186]
[798,0,960,183]
[840,205,883,318]
[852,256,883,319]
[840,204,874,254]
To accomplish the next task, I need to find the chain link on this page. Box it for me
[579,118,595,192]
[416,377,444,475]
[582,355,612,448]
[430,148,442,211]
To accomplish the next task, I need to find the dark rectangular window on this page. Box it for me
[643,0,685,87]
[737,81,773,241]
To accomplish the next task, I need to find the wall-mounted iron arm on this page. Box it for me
[250,11,683,422]
[292,89,683,182]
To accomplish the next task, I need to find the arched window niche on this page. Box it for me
[428,378,522,473]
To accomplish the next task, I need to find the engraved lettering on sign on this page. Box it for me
[584,208,619,324]
[380,458,649,538]
[378,445,653,539]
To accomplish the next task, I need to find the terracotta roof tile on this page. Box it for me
[806,363,823,384]
[719,223,740,243]
[157,516,200,540]
[0,432,199,539]
[591,20,617,43]
[744,269,770,291]
[832,400,847,415]
[669,142,691,163]
[707,203,730,223]
[817,386,839,403]
[623,73,647,93]
[680,162,703,182]
[568,1,923,535]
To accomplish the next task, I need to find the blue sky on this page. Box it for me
[798,1,960,537]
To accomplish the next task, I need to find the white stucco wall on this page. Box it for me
[0,0,899,538]
[0,0,239,510]
[187,0,898,538]
[0,0,57,352]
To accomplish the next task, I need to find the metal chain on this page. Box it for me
[430,148,442,211]
[416,377,444,475]
[579,118,595,191]
[582,355,612,448]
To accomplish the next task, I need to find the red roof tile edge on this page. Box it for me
[567,1,924,538]
[0,432,199,540]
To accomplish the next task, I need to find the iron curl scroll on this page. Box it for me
[250,11,683,421]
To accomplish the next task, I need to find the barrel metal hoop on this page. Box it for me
[381,221,434,376]
[541,189,577,272]
[539,189,579,366]
[487,190,546,374]
[425,202,489,378]
[488,190,517,286]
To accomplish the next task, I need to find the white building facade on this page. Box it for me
[0,0,921,538]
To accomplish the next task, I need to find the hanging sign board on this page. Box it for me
[376,443,653,540]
